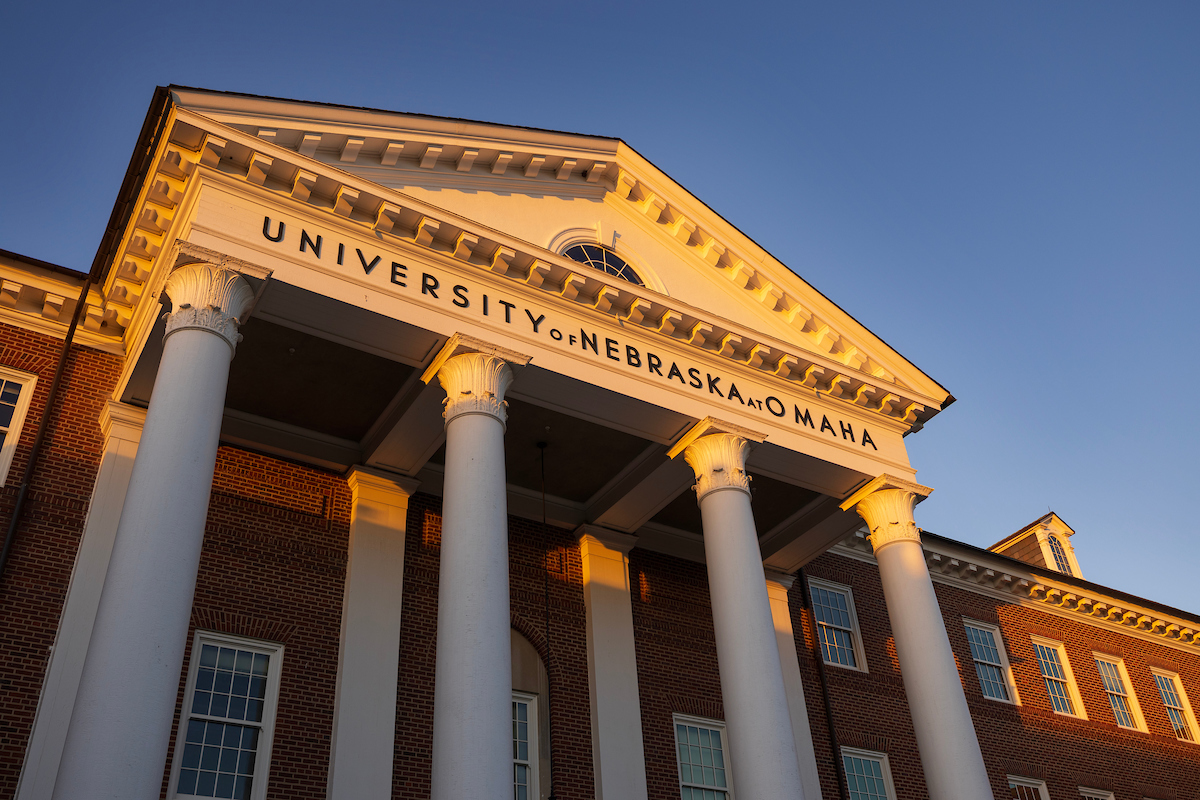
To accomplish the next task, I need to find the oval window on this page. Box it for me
[563,244,644,286]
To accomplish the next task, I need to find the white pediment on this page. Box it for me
[85,88,952,434]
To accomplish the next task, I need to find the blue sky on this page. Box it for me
[3,1,1197,610]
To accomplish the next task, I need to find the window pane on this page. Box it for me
[675,720,728,795]
[178,720,262,799]
[1154,673,1196,741]
[843,754,890,800]
[1033,643,1075,715]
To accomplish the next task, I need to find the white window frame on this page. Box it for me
[168,631,284,800]
[0,366,37,487]
[1030,636,1088,719]
[1150,667,1199,743]
[672,713,733,800]
[1078,789,1115,800]
[1092,653,1148,732]
[512,691,539,800]
[840,747,897,800]
[962,619,1020,705]
[1007,775,1051,800]
[808,577,869,673]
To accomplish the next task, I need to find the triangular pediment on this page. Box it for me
[92,87,951,433]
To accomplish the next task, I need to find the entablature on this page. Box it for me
[105,108,942,439]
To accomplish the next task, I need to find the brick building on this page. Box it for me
[0,87,1196,800]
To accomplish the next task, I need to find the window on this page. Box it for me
[512,692,539,800]
[1047,535,1073,575]
[1031,637,1086,718]
[841,748,897,800]
[1094,655,1146,731]
[808,578,867,671]
[1008,776,1050,800]
[673,715,731,800]
[563,243,644,286]
[963,621,1018,703]
[0,367,36,487]
[1151,668,1198,742]
[1079,789,1115,800]
[169,632,283,800]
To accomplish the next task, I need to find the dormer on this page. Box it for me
[987,512,1083,578]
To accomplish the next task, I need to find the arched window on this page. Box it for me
[1047,535,1073,576]
[563,243,644,286]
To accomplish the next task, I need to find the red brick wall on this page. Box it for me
[0,324,121,798]
[802,550,1200,800]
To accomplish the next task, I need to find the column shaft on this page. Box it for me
[53,264,252,800]
[577,527,649,800]
[875,540,992,799]
[429,350,517,800]
[845,477,992,800]
[327,468,419,800]
[677,428,806,800]
[699,486,805,800]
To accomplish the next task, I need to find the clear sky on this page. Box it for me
[3,1,1197,611]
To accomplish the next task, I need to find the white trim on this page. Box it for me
[962,618,1021,705]
[1030,635,1087,720]
[512,691,540,800]
[0,366,37,487]
[1007,774,1051,800]
[672,713,733,799]
[167,631,284,800]
[839,747,897,800]
[548,226,668,295]
[1078,788,1115,800]
[1149,667,1200,743]
[1092,652,1148,732]
[807,577,869,673]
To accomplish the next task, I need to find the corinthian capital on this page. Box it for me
[683,433,753,502]
[163,263,255,353]
[840,474,933,553]
[436,352,515,425]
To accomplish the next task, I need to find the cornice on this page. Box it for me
[106,109,944,431]
[0,256,125,353]
[169,90,951,416]
[834,532,1200,655]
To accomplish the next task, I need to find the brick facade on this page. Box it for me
[1,320,1197,799]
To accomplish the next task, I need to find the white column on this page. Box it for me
[682,432,806,800]
[577,525,649,800]
[765,571,824,800]
[53,263,253,800]
[327,467,420,800]
[17,402,145,800]
[842,475,992,800]
[427,344,525,800]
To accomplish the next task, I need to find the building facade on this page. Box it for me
[0,87,1196,800]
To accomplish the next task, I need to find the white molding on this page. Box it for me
[512,691,540,800]
[840,747,898,800]
[1030,635,1088,720]
[1148,667,1200,744]
[0,365,38,487]
[806,576,869,673]
[1007,775,1051,800]
[1091,652,1148,732]
[672,714,734,800]
[961,618,1021,705]
[167,631,285,800]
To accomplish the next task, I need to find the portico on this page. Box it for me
[25,87,989,800]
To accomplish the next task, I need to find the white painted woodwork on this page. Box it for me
[577,526,649,800]
[327,467,419,800]
[429,350,517,800]
[53,264,252,800]
[16,403,145,800]
[765,572,825,800]
[846,477,992,800]
[684,432,806,800]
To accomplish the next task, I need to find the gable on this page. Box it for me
[170,89,950,411]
